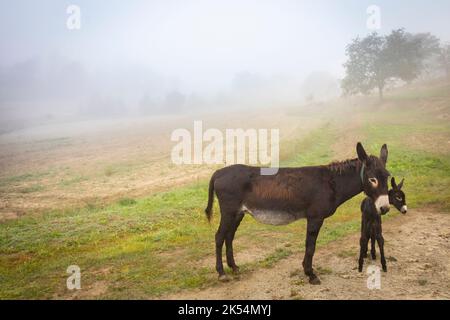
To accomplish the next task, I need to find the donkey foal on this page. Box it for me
[358,177,407,272]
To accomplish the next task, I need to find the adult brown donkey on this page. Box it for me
[205,142,390,284]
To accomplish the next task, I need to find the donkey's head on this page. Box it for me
[389,177,407,214]
[357,142,391,215]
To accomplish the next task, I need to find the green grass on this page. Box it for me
[283,122,335,167]
[118,198,137,206]
[387,83,450,100]
[364,122,450,211]
[0,83,449,299]
[258,248,293,268]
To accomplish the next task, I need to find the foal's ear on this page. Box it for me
[397,178,404,190]
[380,144,388,166]
[391,177,397,189]
[356,142,368,163]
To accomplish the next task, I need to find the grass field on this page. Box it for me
[0,82,449,299]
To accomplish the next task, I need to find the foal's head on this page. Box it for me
[357,142,391,215]
[389,177,407,214]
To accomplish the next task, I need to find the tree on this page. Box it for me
[342,33,388,99]
[342,29,440,99]
[400,33,440,82]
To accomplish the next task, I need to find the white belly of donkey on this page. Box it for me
[242,205,302,226]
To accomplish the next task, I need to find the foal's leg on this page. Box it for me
[302,218,324,285]
[376,235,387,272]
[225,211,245,274]
[360,219,368,258]
[358,236,369,272]
[370,236,377,260]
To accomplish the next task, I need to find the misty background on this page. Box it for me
[1,0,450,132]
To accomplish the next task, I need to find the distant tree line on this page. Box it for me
[342,28,449,99]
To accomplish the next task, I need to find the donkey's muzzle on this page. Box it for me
[380,206,390,215]
[375,195,390,215]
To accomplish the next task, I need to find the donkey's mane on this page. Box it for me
[326,158,362,174]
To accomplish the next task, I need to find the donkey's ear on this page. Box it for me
[391,177,397,189]
[356,142,368,163]
[397,178,404,190]
[380,144,388,166]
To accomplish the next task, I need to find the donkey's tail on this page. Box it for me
[205,172,217,223]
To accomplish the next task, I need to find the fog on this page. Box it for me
[1,0,450,132]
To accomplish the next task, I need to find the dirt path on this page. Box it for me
[165,209,450,300]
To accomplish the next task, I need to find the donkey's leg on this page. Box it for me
[358,236,369,272]
[302,218,324,285]
[215,196,242,282]
[225,211,245,274]
[376,235,387,272]
[215,214,234,281]
[370,236,377,260]
[363,247,368,259]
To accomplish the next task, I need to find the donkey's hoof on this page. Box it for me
[232,267,240,275]
[218,274,231,282]
[309,277,321,285]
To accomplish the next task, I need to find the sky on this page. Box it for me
[1,0,450,105]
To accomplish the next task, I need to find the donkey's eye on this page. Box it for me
[368,178,378,188]
[396,196,402,201]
